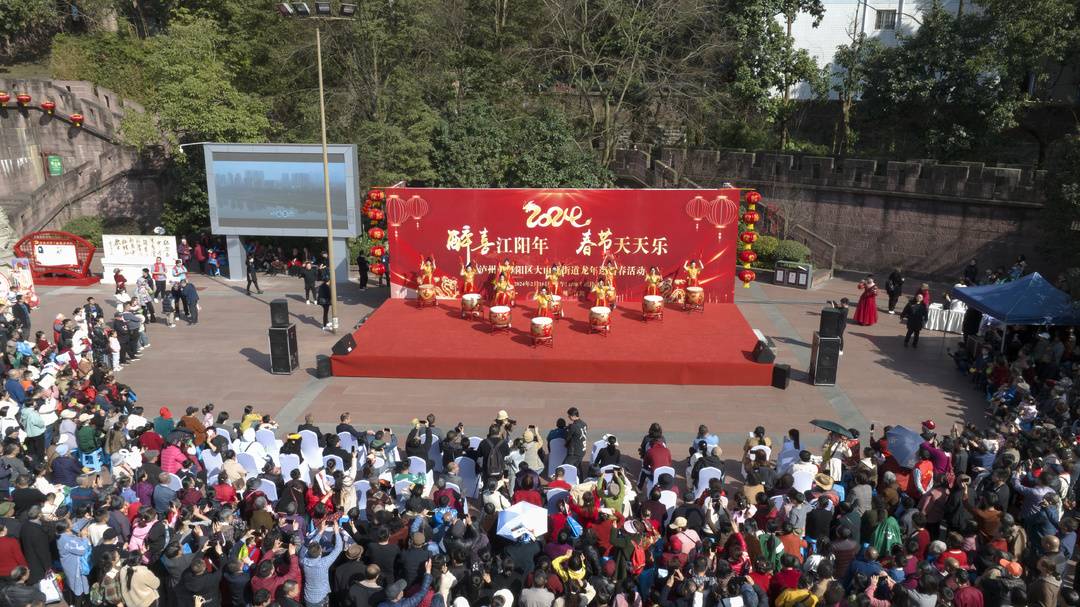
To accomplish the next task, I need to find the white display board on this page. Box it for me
[101,234,178,285]
[32,243,78,267]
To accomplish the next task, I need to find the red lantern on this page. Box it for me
[704,196,739,228]
[371,262,386,276]
[368,189,384,202]
[40,101,55,114]
[370,208,385,222]
[739,250,758,264]
[368,227,385,240]
[70,113,84,126]
[685,196,709,230]
[742,211,760,224]
[745,191,762,205]
[370,245,385,258]
[740,232,758,244]
[15,93,31,105]
[362,201,373,213]
[739,269,756,283]
[0,92,9,104]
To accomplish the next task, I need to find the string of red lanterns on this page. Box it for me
[738,190,763,288]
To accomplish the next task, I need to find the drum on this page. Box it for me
[531,317,553,338]
[551,295,563,317]
[461,294,481,315]
[643,295,664,314]
[418,284,436,301]
[589,306,611,331]
[489,305,512,328]
[686,286,705,306]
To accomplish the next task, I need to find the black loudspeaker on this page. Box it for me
[810,331,841,386]
[753,338,776,364]
[772,363,791,389]
[819,307,845,338]
[331,334,357,356]
[268,324,299,374]
[270,299,290,327]
[315,355,332,378]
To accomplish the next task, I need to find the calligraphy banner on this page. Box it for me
[386,188,740,303]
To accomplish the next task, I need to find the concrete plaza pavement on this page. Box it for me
[31,271,983,478]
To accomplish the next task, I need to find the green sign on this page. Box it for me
[47,155,62,176]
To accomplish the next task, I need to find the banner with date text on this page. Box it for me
[385,188,740,303]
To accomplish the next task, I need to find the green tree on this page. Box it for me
[829,33,883,155]
[1043,136,1080,266]
[857,6,1021,159]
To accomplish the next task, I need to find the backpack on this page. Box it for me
[482,439,503,477]
[630,538,647,575]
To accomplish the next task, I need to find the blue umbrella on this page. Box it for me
[886,426,923,468]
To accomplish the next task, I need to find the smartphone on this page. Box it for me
[658,568,670,578]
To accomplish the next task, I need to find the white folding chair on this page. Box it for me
[257,478,279,502]
[649,466,675,494]
[299,430,321,459]
[256,429,281,453]
[201,451,224,479]
[166,473,182,491]
[323,455,344,471]
[408,456,427,475]
[792,470,815,493]
[590,438,609,465]
[546,488,569,513]
[236,452,261,479]
[355,480,371,520]
[279,453,302,481]
[558,464,579,487]
[469,436,482,451]
[659,489,678,523]
[694,467,726,499]
[394,478,414,497]
[547,438,567,477]
[445,482,467,511]
[337,432,357,453]
[454,456,479,498]
[428,437,443,473]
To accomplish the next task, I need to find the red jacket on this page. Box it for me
[250,553,301,599]
[0,536,28,577]
[644,443,672,472]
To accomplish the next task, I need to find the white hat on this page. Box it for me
[60,410,76,420]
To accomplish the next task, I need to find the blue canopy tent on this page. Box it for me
[950,273,1080,326]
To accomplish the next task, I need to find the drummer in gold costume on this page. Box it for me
[591,278,616,308]
[460,262,478,294]
[683,259,702,287]
[498,258,514,284]
[600,256,618,290]
[492,272,513,306]
[419,256,436,286]
[534,286,554,318]
[545,263,563,296]
[644,266,663,296]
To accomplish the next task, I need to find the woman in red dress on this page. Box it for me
[853,275,879,326]
[917,282,931,306]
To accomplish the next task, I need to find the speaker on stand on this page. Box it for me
[270,299,290,327]
[819,307,845,338]
[810,331,841,386]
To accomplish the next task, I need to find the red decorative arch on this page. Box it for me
[12,231,100,285]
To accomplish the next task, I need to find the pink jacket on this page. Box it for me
[160,445,187,474]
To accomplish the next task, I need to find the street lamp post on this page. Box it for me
[277,2,357,333]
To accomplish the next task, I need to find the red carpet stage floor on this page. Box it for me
[331,300,774,386]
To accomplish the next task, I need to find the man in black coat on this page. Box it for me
[299,261,318,305]
[357,254,369,289]
[902,293,930,348]
[11,296,29,335]
[19,506,50,585]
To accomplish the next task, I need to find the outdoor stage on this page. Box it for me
[330,299,774,386]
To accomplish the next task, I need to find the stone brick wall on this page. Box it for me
[614,147,1047,279]
[0,79,162,249]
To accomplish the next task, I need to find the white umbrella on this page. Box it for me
[496,501,548,541]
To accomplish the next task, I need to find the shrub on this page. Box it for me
[62,216,141,248]
[776,239,812,263]
[754,235,779,261]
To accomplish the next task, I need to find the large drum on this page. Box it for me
[589,306,611,332]
[551,295,563,318]
[685,286,705,307]
[643,295,664,314]
[530,316,553,338]
[461,294,481,317]
[418,284,436,301]
[489,305,512,328]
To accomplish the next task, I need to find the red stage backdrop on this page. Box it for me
[386,188,740,303]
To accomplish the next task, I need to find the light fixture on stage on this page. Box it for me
[315,1,332,15]
[276,2,295,16]
[340,3,357,15]
[291,2,311,16]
